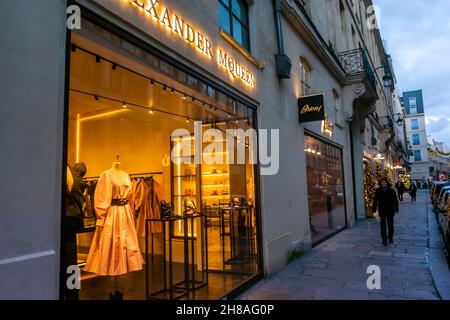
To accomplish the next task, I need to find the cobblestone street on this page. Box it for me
[240,190,450,300]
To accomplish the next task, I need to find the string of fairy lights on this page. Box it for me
[364,161,407,217]
[428,147,450,157]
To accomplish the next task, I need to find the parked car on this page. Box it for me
[432,182,450,206]
[437,203,450,249]
[437,189,450,213]
[430,181,443,201]
[434,186,450,213]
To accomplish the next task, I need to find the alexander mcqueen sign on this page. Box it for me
[298,94,325,123]
[129,0,256,89]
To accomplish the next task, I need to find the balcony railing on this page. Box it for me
[338,49,376,89]
[378,116,394,131]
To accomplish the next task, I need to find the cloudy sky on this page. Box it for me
[374,0,450,145]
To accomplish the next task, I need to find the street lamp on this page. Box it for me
[382,73,393,88]
[374,65,393,88]
[393,112,404,125]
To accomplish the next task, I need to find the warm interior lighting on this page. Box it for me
[202,184,230,188]
[202,173,228,177]
[78,109,128,122]
[76,114,80,163]
[76,109,129,163]
[176,141,182,233]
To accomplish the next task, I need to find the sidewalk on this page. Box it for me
[240,190,450,300]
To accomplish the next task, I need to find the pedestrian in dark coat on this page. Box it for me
[409,182,417,202]
[372,178,399,246]
[395,179,405,202]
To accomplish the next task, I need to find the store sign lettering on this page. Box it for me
[300,104,322,114]
[129,0,255,89]
[217,49,255,88]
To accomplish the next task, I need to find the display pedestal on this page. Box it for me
[173,213,208,292]
[109,276,124,300]
[145,214,208,300]
[219,206,255,269]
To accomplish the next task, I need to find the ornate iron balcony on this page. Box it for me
[378,116,394,131]
[338,49,376,89]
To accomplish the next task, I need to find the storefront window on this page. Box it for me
[63,18,260,300]
[304,134,347,244]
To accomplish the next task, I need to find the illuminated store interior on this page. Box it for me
[63,18,261,300]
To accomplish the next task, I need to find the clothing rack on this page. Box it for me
[129,173,162,218]
[83,171,163,180]
[83,171,164,226]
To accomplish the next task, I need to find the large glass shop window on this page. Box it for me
[63,19,260,300]
[304,135,347,244]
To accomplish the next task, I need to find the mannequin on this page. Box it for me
[111,154,121,172]
[84,154,143,300]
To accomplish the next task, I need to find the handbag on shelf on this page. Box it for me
[183,199,197,216]
[161,200,175,218]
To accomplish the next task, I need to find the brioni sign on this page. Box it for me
[130,0,256,88]
[298,94,325,123]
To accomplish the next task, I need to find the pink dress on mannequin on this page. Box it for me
[85,169,143,276]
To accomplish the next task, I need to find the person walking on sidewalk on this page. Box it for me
[395,179,405,202]
[409,181,418,202]
[372,178,399,246]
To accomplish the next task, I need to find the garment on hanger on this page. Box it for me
[84,169,143,276]
[66,164,88,217]
[135,179,162,237]
[82,180,97,218]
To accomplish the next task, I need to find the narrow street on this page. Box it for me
[240,190,450,300]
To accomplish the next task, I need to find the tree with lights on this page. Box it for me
[383,168,393,185]
[364,162,377,218]
[400,173,411,190]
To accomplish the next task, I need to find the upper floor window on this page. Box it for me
[409,97,417,114]
[219,0,250,51]
[414,150,422,162]
[411,119,419,130]
[412,134,420,146]
[300,58,313,96]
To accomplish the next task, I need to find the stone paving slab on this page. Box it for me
[239,190,450,300]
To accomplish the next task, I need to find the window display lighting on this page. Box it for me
[72,88,194,122]
[72,44,236,118]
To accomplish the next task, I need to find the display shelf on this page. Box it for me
[202,173,229,177]
[173,194,197,197]
[173,155,195,159]
[203,195,230,199]
[201,184,230,188]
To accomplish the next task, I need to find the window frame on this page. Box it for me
[219,0,251,51]
[414,150,422,162]
[409,97,418,114]
[412,134,420,146]
[300,58,313,96]
[411,119,419,130]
